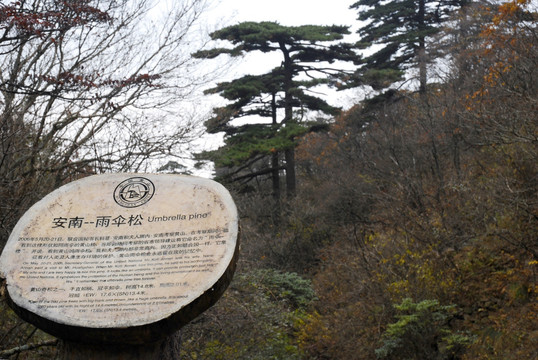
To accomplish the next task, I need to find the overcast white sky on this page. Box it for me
[205,0,359,28]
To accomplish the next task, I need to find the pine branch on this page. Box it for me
[230,165,286,183]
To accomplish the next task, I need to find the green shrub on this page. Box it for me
[242,269,317,309]
[179,269,316,359]
[375,298,474,360]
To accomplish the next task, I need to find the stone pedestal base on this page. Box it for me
[58,331,181,360]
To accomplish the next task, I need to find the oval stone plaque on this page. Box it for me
[0,174,239,344]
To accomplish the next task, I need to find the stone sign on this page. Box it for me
[0,174,239,344]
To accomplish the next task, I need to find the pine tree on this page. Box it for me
[194,22,355,198]
[351,0,467,92]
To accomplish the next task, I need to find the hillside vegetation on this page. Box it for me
[180,2,537,359]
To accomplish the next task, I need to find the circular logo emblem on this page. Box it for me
[113,177,155,208]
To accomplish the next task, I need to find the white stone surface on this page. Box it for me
[0,174,238,328]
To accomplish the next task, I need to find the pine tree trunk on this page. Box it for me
[418,0,427,93]
[271,93,281,202]
[285,148,296,198]
[280,42,297,198]
[272,151,281,201]
[418,47,427,93]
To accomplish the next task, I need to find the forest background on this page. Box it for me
[0,0,536,359]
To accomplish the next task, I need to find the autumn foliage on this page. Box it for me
[289,2,537,358]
